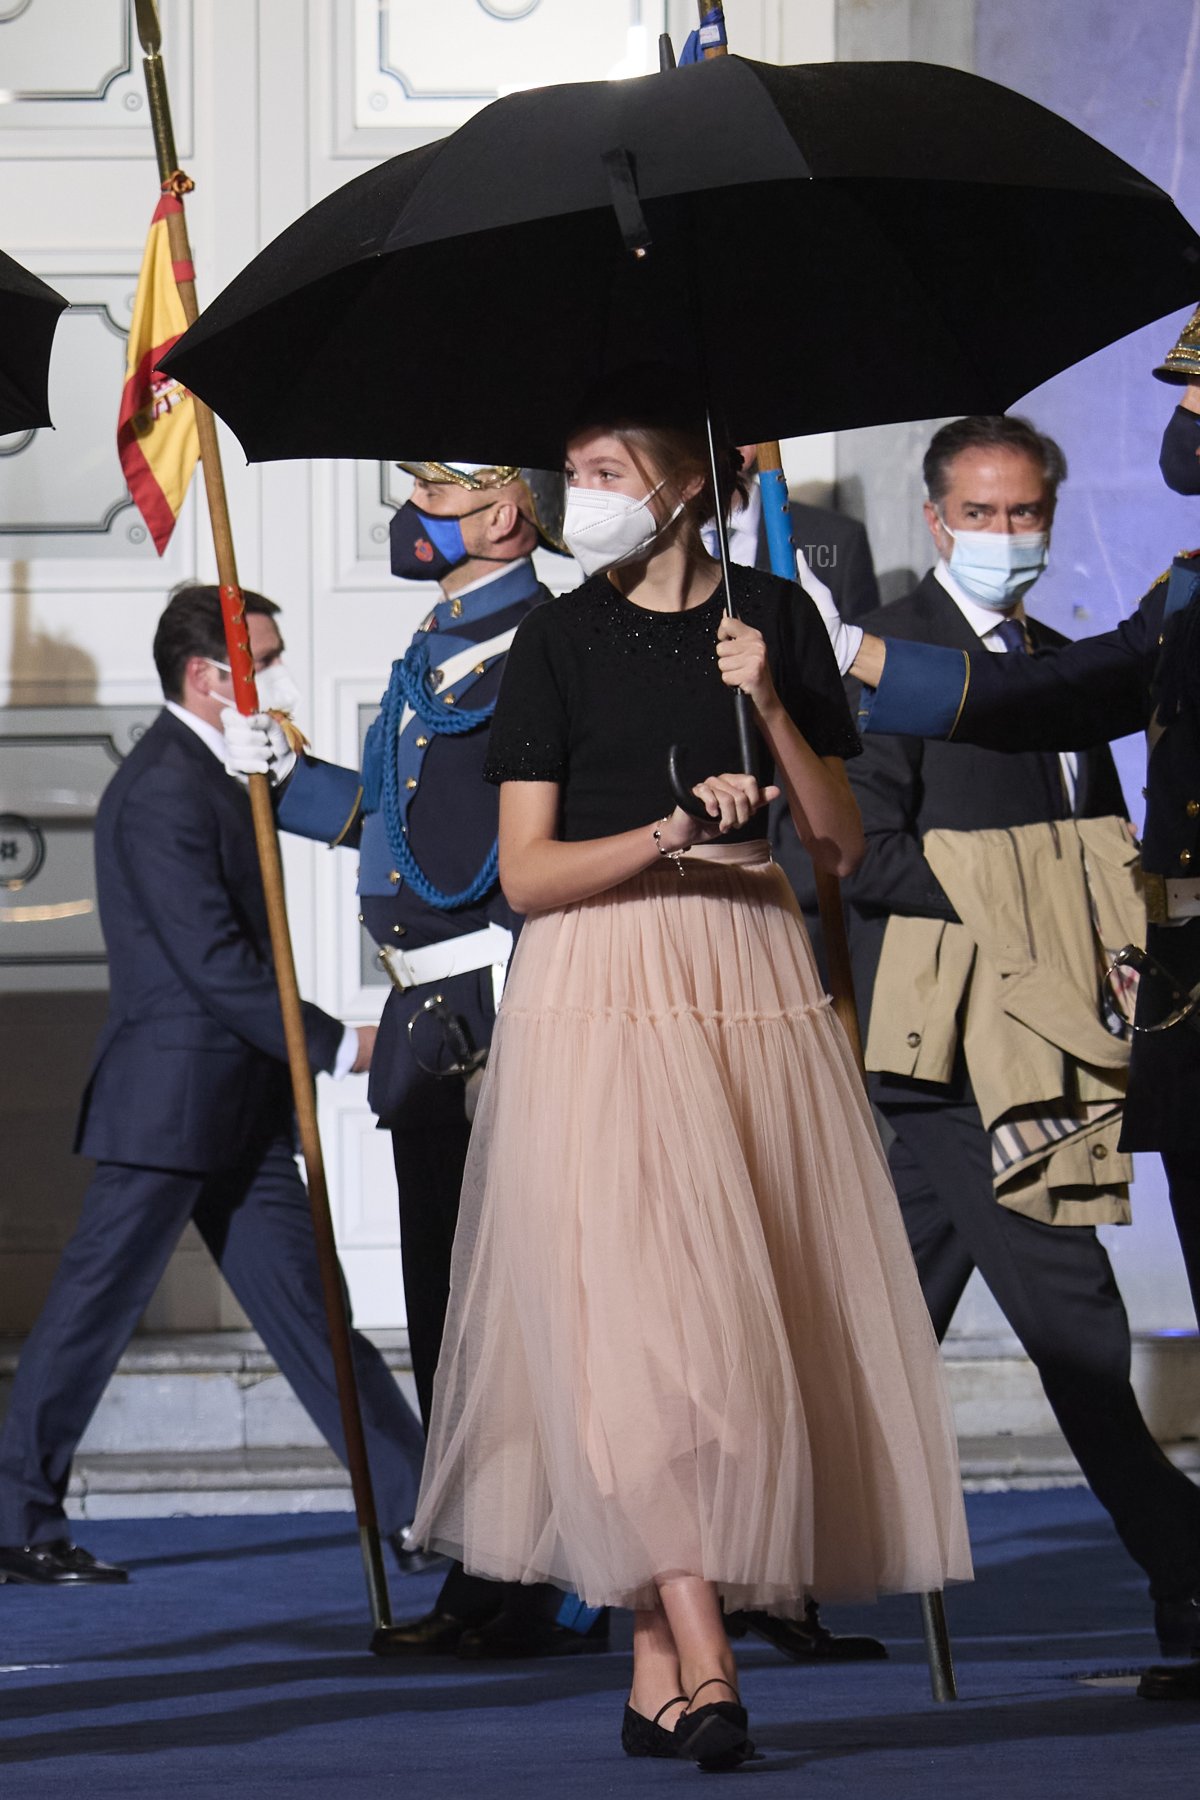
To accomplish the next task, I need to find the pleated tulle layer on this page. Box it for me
[411,843,972,1614]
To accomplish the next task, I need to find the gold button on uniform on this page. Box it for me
[444,693,456,706]
[906,1031,921,1048]
[450,597,463,619]
[473,663,486,676]
[405,776,417,789]
[1187,800,1200,818]
[392,924,406,937]
[416,736,428,748]
[389,870,400,884]
[1092,1143,1108,1161]
[1182,850,1193,869]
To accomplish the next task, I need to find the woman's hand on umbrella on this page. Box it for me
[670,772,781,843]
[716,616,778,715]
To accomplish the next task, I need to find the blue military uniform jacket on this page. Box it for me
[858,553,1200,1151]
[277,557,550,1131]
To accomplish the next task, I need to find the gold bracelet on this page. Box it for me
[653,819,690,875]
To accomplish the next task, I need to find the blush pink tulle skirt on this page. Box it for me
[410,841,972,1614]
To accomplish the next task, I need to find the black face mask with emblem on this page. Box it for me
[1159,406,1200,496]
[389,498,493,581]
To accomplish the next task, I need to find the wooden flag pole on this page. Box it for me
[695,1,957,1703]
[135,0,395,1642]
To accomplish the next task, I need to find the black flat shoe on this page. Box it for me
[370,1609,471,1656]
[674,1678,754,1772]
[456,1607,610,1660]
[1154,1591,1200,1657]
[1138,1658,1200,1701]
[0,1540,128,1585]
[622,1695,687,1757]
[727,1600,887,1662]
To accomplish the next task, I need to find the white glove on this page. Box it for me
[794,546,864,678]
[222,707,297,785]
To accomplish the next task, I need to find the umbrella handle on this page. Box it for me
[666,697,757,818]
[667,744,714,818]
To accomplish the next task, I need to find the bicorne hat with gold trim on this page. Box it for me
[1154,303,1200,383]
[397,460,567,553]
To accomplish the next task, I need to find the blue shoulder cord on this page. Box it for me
[379,634,499,911]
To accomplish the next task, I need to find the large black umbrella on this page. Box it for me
[164,55,1200,468]
[0,249,68,435]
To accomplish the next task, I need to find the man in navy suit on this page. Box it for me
[844,410,1200,1683]
[0,585,425,1584]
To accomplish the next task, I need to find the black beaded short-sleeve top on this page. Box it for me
[483,565,861,844]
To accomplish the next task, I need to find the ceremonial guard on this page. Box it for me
[228,460,603,1658]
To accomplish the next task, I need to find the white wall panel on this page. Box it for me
[338,0,666,154]
[0,0,193,159]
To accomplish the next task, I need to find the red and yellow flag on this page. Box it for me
[117,194,199,555]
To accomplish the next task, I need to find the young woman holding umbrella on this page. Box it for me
[410,372,970,1770]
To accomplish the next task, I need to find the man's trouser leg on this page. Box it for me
[0,1162,200,1546]
[1163,1149,1200,1332]
[193,1135,426,1537]
[390,1124,563,1629]
[888,1103,1200,1601]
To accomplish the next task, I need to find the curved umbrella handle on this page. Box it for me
[667,744,713,818]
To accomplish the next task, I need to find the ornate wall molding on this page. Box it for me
[334,0,665,156]
[0,0,194,158]
[0,705,158,988]
[0,266,196,577]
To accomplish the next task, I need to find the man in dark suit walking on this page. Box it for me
[844,415,1200,1653]
[0,584,425,1584]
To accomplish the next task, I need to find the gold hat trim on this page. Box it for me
[395,460,521,490]
[1154,303,1200,384]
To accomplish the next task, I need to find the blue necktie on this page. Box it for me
[993,617,1028,654]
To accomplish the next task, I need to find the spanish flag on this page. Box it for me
[117,194,199,555]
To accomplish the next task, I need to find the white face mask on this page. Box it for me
[563,480,685,577]
[940,519,1049,611]
[252,660,301,716]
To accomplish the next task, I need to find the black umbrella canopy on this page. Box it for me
[164,56,1200,469]
[0,248,69,435]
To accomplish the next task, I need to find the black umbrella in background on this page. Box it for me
[0,250,68,434]
[164,55,1200,468]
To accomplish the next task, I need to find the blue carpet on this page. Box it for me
[1,1490,1198,1797]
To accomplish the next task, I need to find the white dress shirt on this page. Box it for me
[932,562,1077,808]
[703,482,763,568]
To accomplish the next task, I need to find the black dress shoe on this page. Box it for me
[370,1609,471,1656]
[456,1606,610,1660]
[388,1524,449,1577]
[0,1539,128,1585]
[1154,1591,1200,1657]
[621,1696,686,1758]
[1138,1658,1200,1701]
[726,1599,886,1662]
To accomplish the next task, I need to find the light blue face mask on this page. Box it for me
[940,518,1049,611]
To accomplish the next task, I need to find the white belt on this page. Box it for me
[378,922,514,1011]
[1166,878,1200,921]
[1146,873,1200,924]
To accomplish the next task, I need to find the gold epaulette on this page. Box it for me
[1146,547,1200,597]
